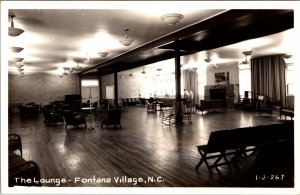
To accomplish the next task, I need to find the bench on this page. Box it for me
[195,122,294,175]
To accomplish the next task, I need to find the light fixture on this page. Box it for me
[160,13,184,25]
[98,51,109,57]
[9,13,24,37]
[15,62,24,69]
[129,70,133,76]
[10,47,24,53]
[156,68,162,71]
[10,57,24,63]
[83,53,92,63]
[241,51,253,64]
[141,67,146,74]
[238,51,253,70]
[119,28,134,46]
[74,62,83,70]
[283,54,293,64]
[18,68,24,72]
[204,52,212,63]
[68,67,73,74]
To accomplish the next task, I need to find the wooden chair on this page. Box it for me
[9,152,41,187]
[162,110,176,126]
[101,109,122,129]
[63,112,87,130]
[43,109,64,126]
[195,130,235,174]
[9,134,22,157]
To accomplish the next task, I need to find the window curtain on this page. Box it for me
[182,70,199,104]
[251,54,286,106]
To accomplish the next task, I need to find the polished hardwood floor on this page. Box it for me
[8,107,290,187]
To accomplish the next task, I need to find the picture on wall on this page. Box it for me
[215,72,229,84]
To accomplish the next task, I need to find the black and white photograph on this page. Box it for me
[1,1,299,195]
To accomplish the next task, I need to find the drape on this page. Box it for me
[251,54,286,106]
[182,70,199,104]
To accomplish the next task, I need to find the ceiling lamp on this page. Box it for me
[18,68,24,72]
[241,51,253,64]
[283,54,293,64]
[129,70,133,76]
[160,13,184,25]
[98,52,109,57]
[204,52,212,63]
[10,57,24,63]
[9,13,24,37]
[74,62,83,71]
[156,68,162,71]
[68,67,73,74]
[10,47,24,53]
[238,51,253,69]
[141,67,146,74]
[119,28,134,46]
[15,62,24,69]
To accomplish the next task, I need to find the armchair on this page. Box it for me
[63,112,87,130]
[9,152,41,187]
[101,109,122,129]
[9,134,22,157]
[43,109,64,126]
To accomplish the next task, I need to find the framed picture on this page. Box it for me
[215,72,229,84]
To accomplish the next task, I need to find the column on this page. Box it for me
[175,48,182,124]
[114,71,118,108]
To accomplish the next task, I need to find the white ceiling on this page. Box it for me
[4,2,296,76]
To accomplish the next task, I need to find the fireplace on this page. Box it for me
[204,84,239,109]
[210,88,227,108]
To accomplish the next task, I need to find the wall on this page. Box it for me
[9,73,79,110]
[206,61,239,85]
[101,74,156,98]
[101,74,114,99]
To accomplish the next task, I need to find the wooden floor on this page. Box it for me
[8,107,290,187]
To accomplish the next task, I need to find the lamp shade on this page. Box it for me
[10,57,24,63]
[10,47,24,53]
[9,27,24,37]
[161,13,184,25]
[8,13,24,37]
[98,52,109,57]
[15,63,24,69]
[119,28,134,46]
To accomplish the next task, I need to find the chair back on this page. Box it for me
[207,130,230,152]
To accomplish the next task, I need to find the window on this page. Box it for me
[286,64,295,95]
[81,79,99,103]
[239,68,251,98]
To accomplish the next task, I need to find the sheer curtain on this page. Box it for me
[251,54,286,106]
[182,70,199,104]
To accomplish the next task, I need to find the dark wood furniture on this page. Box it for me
[280,107,294,120]
[63,112,87,130]
[9,134,22,157]
[43,109,64,126]
[195,122,294,175]
[101,109,122,129]
[195,99,223,114]
[162,110,175,126]
[9,152,41,187]
[8,134,41,187]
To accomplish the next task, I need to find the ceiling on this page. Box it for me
[5,2,295,76]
